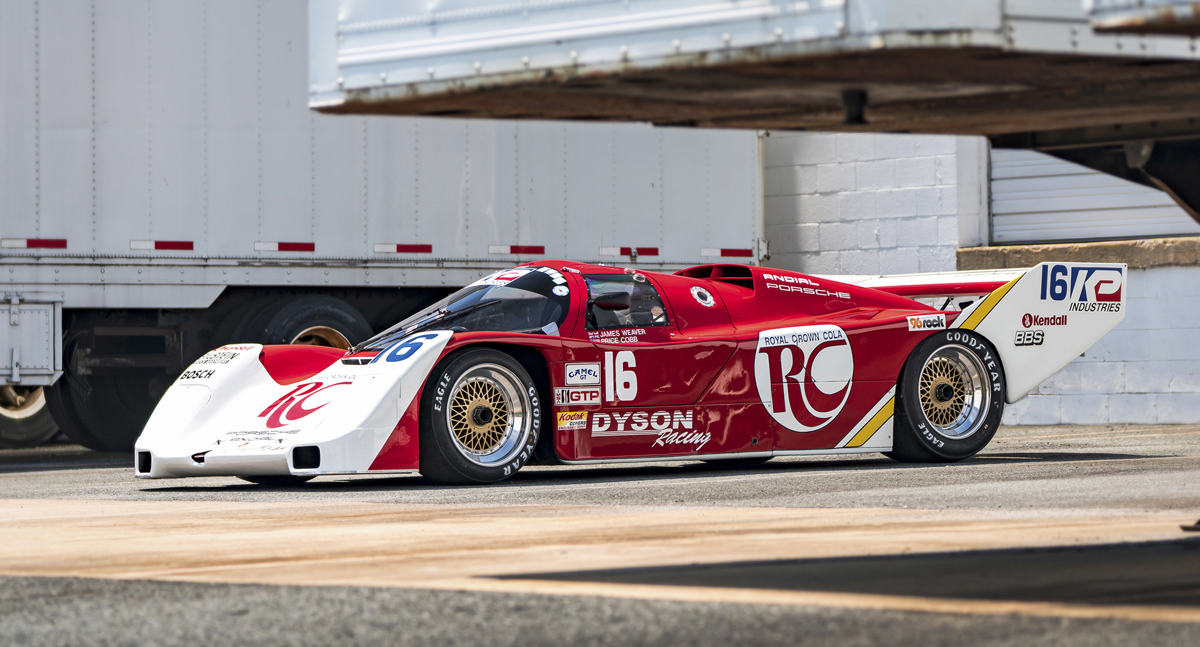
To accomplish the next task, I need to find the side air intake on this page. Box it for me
[293,446,321,470]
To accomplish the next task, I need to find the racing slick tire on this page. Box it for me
[0,386,59,449]
[419,348,541,485]
[238,475,316,486]
[887,329,1005,463]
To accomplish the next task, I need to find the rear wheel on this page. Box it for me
[887,329,1005,463]
[0,386,59,448]
[419,349,540,485]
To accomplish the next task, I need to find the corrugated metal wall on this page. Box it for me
[990,149,1200,244]
[0,0,761,264]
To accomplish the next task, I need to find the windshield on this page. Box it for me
[355,267,572,352]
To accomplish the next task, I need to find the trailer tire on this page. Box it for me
[66,371,162,452]
[211,297,284,347]
[251,295,372,348]
[0,387,60,448]
[218,295,372,349]
[45,338,112,452]
[46,380,106,451]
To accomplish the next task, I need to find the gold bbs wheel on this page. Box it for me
[917,345,991,439]
[445,363,531,466]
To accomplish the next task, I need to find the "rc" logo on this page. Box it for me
[258,381,350,429]
[753,325,853,432]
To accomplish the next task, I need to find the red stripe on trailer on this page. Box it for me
[277,242,315,252]
[4,239,70,249]
[375,243,433,253]
[510,245,544,254]
[29,239,67,249]
[619,247,659,256]
[721,248,753,257]
[155,241,193,251]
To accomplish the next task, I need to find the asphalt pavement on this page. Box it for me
[0,424,1197,646]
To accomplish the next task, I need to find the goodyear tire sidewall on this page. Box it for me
[421,348,540,483]
[899,328,1005,461]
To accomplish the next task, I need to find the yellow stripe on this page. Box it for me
[846,397,894,448]
[957,275,1021,331]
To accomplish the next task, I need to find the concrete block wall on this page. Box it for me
[1004,265,1200,425]
[762,132,965,276]
[762,131,1199,425]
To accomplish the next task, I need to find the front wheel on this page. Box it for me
[887,329,1005,463]
[419,348,540,485]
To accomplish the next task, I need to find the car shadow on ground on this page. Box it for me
[136,449,1157,494]
[496,538,1200,608]
[0,448,128,474]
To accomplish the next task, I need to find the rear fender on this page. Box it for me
[949,262,1126,402]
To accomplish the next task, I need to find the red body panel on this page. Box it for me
[297,259,982,469]
[258,345,345,385]
[439,261,964,462]
[368,384,424,471]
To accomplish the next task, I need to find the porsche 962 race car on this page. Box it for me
[135,260,1125,484]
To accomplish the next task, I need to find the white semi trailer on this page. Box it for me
[0,0,764,451]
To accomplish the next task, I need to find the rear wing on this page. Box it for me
[947,262,1126,403]
[830,269,1028,299]
[828,263,1125,403]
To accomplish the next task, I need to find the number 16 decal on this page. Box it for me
[604,350,637,402]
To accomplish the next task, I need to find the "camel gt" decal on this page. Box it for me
[754,325,853,433]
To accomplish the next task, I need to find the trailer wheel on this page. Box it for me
[0,386,59,448]
[64,371,163,452]
[419,348,540,485]
[46,381,106,451]
[44,338,114,452]
[213,297,369,352]
[227,295,372,349]
[887,330,1005,463]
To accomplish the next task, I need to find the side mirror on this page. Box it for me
[590,291,631,310]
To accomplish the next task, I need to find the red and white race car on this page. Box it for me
[135,260,1125,485]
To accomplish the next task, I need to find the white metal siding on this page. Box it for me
[0,0,761,268]
[990,149,1200,244]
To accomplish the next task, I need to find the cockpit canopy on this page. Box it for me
[357,267,571,351]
